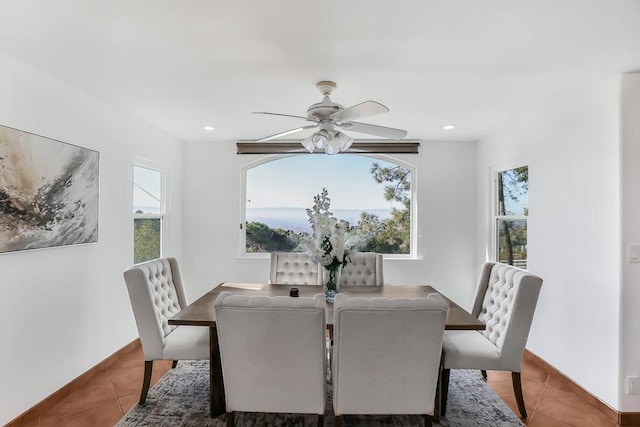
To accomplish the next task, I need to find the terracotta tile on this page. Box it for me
[106,346,144,371]
[527,410,573,427]
[5,410,40,427]
[521,358,553,382]
[40,398,123,427]
[37,370,117,425]
[107,360,172,398]
[113,361,177,416]
[579,413,618,427]
[108,365,144,398]
[117,392,140,415]
[527,408,616,427]
[154,360,174,374]
[532,376,613,426]
[486,368,547,418]
[487,373,522,416]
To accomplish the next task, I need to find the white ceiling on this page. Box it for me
[1,0,639,144]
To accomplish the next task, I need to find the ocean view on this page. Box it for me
[246,207,393,233]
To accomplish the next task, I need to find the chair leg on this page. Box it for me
[172,360,178,368]
[441,368,450,417]
[434,355,443,423]
[424,414,433,427]
[481,369,487,379]
[512,371,528,418]
[226,411,234,427]
[317,414,324,426]
[139,360,153,404]
[334,415,342,427]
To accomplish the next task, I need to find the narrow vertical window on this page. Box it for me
[495,165,528,268]
[133,165,164,263]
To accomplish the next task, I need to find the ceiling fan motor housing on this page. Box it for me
[306,96,343,121]
[306,81,343,120]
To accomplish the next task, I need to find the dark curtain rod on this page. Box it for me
[236,140,420,155]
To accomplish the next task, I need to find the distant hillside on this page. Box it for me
[246,207,392,233]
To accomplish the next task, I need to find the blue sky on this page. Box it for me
[246,155,407,210]
[133,165,162,213]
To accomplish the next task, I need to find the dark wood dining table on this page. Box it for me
[169,282,485,417]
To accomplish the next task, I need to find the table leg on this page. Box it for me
[209,326,226,417]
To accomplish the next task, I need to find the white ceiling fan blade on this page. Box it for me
[339,121,407,139]
[330,100,389,122]
[256,124,318,142]
[252,112,309,121]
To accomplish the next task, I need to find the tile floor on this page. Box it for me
[486,357,617,427]
[9,346,617,427]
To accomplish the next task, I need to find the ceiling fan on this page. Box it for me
[253,81,407,154]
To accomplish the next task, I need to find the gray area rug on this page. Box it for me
[117,361,523,426]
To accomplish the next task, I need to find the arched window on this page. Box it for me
[242,154,415,257]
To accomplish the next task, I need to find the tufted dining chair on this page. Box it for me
[441,262,543,419]
[269,252,322,285]
[332,293,448,427]
[123,257,209,404]
[341,252,384,286]
[214,291,327,426]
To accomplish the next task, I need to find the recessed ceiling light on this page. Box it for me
[443,125,456,130]
[203,126,215,131]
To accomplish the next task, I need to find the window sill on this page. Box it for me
[235,254,422,261]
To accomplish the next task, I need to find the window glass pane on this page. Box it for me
[497,166,528,216]
[245,155,412,254]
[133,165,162,214]
[134,218,161,263]
[497,219,527,269]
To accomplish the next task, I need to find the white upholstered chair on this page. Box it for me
[341,252,384,286]
[269,252,322,285]
[332,293,448,427]
[441,262,543,419]
[123,257,209,404]
[214,291,327,426]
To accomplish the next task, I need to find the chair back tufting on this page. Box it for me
[341,252,384,286]
[269,252,322,285]
[124,257,188,359]
[471,262,543,370]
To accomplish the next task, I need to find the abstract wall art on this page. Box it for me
[0,125,99,253]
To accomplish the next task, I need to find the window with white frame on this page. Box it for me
[133,164,164,263]
[494,165,528,268]
[242,154,415,257]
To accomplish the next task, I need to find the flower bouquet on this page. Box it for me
[301,188,357,302]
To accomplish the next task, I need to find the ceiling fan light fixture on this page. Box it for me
[301,135,316,153]
[311,129,331,149]
[334,131,354,151]
[325,139,342,155]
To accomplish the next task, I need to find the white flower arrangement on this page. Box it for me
[301,188,357,272]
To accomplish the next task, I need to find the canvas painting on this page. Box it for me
[0,125,99,253]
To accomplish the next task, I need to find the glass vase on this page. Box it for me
[322,266,341,303]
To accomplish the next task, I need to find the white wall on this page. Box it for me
[0,54,184,424]
[620,72,640,412]
[476,77,622,409]
[181,140,479,309]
